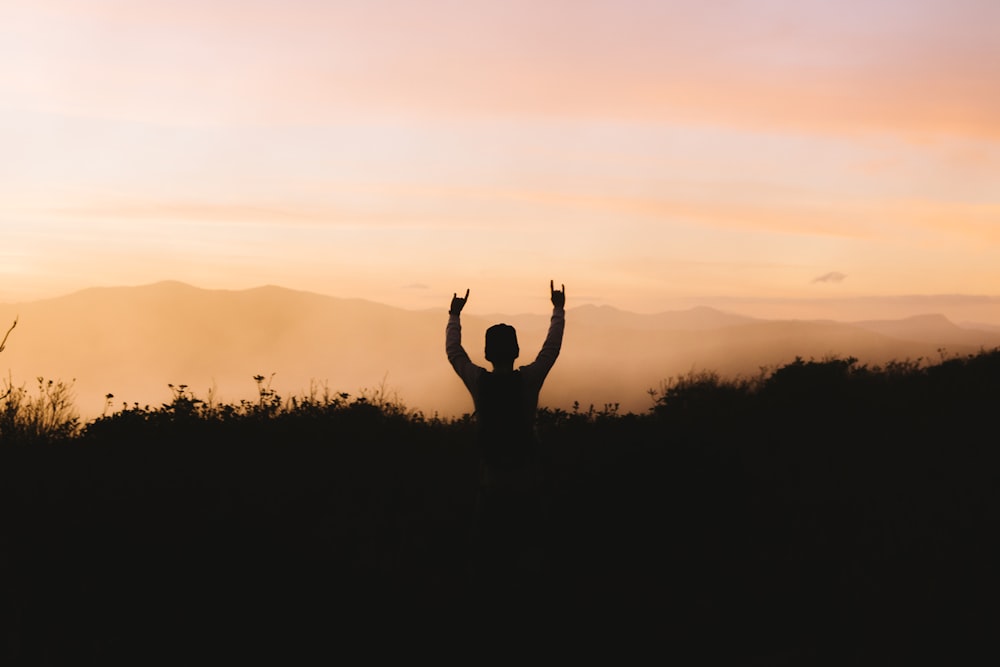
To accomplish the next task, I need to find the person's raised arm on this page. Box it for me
[446,288,482,391]
[524,281,565,381]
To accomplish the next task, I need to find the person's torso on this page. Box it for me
[475,370,537,469]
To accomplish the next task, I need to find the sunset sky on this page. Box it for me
[3,0,999,316]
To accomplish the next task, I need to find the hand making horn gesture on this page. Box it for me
[550,280,566,309]
[450,288,470,315]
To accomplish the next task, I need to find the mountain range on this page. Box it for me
[2,281,1000,420]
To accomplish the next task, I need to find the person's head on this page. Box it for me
[485,323,519,367]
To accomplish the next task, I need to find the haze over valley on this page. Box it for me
[3,281,1000,420]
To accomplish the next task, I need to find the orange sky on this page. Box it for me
[2,0,999,317]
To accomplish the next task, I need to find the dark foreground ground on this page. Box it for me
[2,354,1000,663]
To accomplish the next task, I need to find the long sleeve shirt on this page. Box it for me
[446,308,565,423]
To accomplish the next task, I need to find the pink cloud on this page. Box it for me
[3,1,998,138]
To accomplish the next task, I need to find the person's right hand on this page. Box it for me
[550,280,566,309]
[450,288,470,315]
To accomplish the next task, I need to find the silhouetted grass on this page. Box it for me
[1,350,999,660]
[0,376,79,444]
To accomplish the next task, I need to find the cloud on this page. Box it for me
[813,272,847,284]
[403,283,429,290]
[7,1,999,139]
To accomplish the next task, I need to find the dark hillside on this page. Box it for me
[1,351,999,660]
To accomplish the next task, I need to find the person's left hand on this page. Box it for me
[450,288,470,315]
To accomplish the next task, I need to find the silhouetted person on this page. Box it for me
[446,280,565,602]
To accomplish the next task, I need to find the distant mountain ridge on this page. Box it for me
[2,281,1000,419]
[849,314,996,346]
